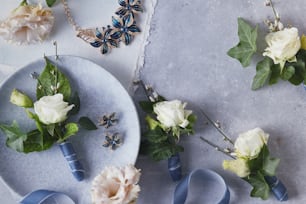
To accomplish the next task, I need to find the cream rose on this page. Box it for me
[0,4,54,44]
[34,94,74,125]
[91,164,141,204]
[234,128,269,159]
[263,27,301,68]
[153,100,192,129]
[223,158,250,178]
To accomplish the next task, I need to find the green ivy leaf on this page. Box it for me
[68,92,80,115]
[139,101,154,113]
[58,123,79,142]
[287,60,305,85]
[46,0,57,7]
[78,117,98,130]
[0,121,27,152]
[37,57,71,101]
[147,142,184,161]
[144,127,168,143]
[247,171,270,200]
[281,66,295,80]
[23,129,55,153]
[252,57,273,90]
[269,64,281,85]
[227,18,258,67]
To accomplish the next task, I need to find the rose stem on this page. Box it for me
[199,108,234,145]
[200,136,235,159]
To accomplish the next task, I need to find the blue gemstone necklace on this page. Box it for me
[61,0,143,55]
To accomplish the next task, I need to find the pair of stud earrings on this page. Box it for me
[98,112,122,150]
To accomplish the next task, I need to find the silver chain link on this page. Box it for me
[61,0,81,31]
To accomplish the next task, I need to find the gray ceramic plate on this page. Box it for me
[0,56,140,203]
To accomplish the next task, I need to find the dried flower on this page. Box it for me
[0,3,54,44]
[91,164,141,204]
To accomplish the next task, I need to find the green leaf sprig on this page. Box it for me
[0,57,97,153]
[138,82,196,161]
[228,0,306,90]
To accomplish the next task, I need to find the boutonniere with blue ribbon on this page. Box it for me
[137,81,196,181]
[0,56,97,182]
[228,0,306,90]
[200,110,288,201]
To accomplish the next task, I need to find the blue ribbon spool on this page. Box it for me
[168,153,182,182]
[20,189,74,204]
[59,141,85,181]
[173,169,230,204]
[265,176,288,201]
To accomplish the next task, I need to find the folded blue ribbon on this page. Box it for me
[265,176,288,201]
[173,169,230,204]
[168,153,182,182]
[59,141,85,181]
[20,190,74,204]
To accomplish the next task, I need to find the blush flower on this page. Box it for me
[91,164,141,204]
[0,3,54,44]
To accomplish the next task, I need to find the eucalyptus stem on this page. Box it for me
[199,108,234,145]
[200,136,235,159]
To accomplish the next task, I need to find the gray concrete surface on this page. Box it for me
[135,0,306,203]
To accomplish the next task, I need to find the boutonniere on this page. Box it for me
[137,81,196,181]
[0,56,97,180]
[228,0,306,90]
[200,111,287,201]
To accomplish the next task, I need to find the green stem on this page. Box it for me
[20,0,28,6]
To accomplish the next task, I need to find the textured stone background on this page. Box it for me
[1,0,306,203]
[135,0,306,203]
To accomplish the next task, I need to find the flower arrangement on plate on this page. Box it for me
[137,81,196,181]
[228,0,306,90]
[0,56,97,181]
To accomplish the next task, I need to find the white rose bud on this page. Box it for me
[153,100,192,129]
[234,128,269,159]
[223,158,250,178]
[263,27,301,69]
[10,89,33,108]
[34,93,74,125]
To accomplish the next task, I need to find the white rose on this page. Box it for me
[34,94,74,125]
[234,128,269,159]
[0,4,54,44]
[223,158,250,178]
[153,100,192,129]
[91,164,141,204]
[263,27,301,68]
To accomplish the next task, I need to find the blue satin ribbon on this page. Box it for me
[173,169,230,204]
[265,176,288,201]
[20,190,74,204]
[168,153,182,182]
[59,142,85,181]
